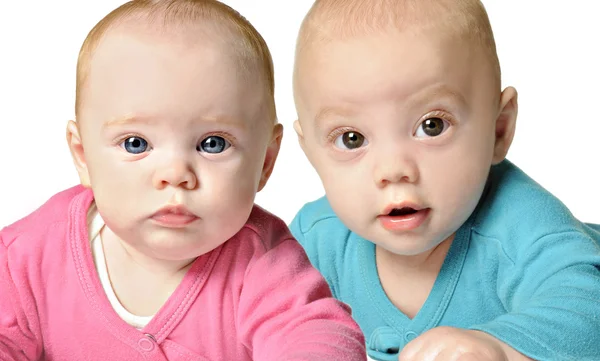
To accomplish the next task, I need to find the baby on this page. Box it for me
[289,0,600,360]
[0,1,366,360]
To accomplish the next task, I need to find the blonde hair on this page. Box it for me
[75,0,276,122]
[295,0,501,91]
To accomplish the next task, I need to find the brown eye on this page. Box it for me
[334,131,367,149]
[415,117,447,138]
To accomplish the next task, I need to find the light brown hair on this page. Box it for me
[295,0,501,91]
[76,0,276,122]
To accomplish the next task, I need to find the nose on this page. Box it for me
[153,160,197,190]
[374,154,419,188]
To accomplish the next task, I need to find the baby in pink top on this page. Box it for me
[0,0,365,360]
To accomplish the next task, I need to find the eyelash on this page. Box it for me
[114,132,237,147]
[115,133,149,147]
[324,111,454,139]
[326,126,360,143]
[202,131,237,146]
[419,110,455,126]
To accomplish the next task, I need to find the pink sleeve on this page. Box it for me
[237,238,366,361]
[0,233,42,361]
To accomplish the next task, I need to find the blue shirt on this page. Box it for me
[290,160,600,361]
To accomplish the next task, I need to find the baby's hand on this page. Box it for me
[398,326,526,361]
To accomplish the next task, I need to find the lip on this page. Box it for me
[381,202,423,216]
[151,205,199,228]
[378,202,430,232]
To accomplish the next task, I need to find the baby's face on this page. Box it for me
[295,29,509,255]
[72,28,276,261]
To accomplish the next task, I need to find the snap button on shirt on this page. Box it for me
[404,331,418,342]
[138,335,155,352]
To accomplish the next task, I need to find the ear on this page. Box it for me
[258,123,284,192]
[492,86,518,164]
[293,119,306,153]
[66,120,91,187]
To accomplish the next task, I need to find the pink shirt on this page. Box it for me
[0,186,366,360]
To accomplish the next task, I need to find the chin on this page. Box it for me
[379,239,439,257]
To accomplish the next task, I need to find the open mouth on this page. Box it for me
[379,206,430,231]
[388,207,418,217]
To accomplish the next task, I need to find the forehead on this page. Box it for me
[90,27,235,86]
[296,29,494,114]
[82,27,266,126]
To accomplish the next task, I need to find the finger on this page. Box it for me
[455,354,481,361]
[439,349,489,361]
[399,333,429,360]
[399,338,442,361]
[398,340,421,361]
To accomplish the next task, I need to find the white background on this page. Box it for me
[0,1,598,228]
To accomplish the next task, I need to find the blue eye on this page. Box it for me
[121,136,149,154]
[198,136,230,154]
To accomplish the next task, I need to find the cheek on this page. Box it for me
[89,164,148,222]
[427,123,495,182]
[423,146,491,217]
[85,141,138,177]
[87,156,149,197]
[307,143,371,194]
[317,160,373,218]
[205,156,261,204]
[201,158,261,238]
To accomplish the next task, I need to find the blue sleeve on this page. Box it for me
[470,228,600,360]
[289,209,313,264]
[289,207,340,299]
[585,222,600,233]
[288,210,305,248]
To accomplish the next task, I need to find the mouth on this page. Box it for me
[155,205,195,216]
[151,205,199,227]
[378,203,430,231]
[382,202,424,216]
[387,207,419,217]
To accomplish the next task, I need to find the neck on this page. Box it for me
[99,226,195,316]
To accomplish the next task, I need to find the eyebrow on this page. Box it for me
[312,85,468,125]
[103,114,247,129]
[103,115,154,128]
[314,106,357,124]
[417,84,469,109]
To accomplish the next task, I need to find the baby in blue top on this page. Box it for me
[289,0,600,360]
